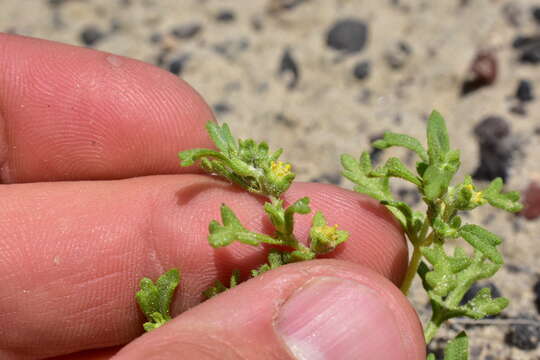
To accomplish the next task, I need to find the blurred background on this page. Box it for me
[1,0,539,358]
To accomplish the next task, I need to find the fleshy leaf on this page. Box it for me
[461,287,509,319]
[136,269,180,332]
[459,225,503,264]
[426,110,450,164]
[252,250,286,277]
[206,122,237,153]
[422,149,460,201]
[370,157,422,186]
[372,132,429,162]
[483,178,523,213]
[341,152,393,202]
[203,270,241,299]
[444,332,469,360]
[209,204,280,247]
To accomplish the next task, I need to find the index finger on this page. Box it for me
[0,33,214,183]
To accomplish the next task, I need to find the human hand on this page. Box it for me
[0,34,425,360]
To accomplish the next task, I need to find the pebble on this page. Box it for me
[384,41,412,69]
[532,7,540,24]
[168,55,189,75]
[353,60,370,80]
[216,9,236,23]
[213,38,249,59]
[516,79,534,102]
[513,35,540,64]
[278,48,300,89]
[472,116,511,182]
[326,19,368,53]
[171,23,201,39]
[534,279,540,315]
[461,52,497,96]
[212,102,232,115]
[268,0,308,12]
[504,318,540,351]
[80,25,105,46]
[521,181,540,220]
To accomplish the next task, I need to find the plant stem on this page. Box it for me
[401,244,422,295]
[424,318,441,343]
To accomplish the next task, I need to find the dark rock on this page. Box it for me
[80,25,105,46]
[168,55,189,75]
[504,318,540,350]
[516,79,534,102]
[213,38,249,59]
[513,35,540,64]
[268,0,308,12]
[278,49,300,89]
[534,279,540,315]
[510,103,527,116]
[513,35,540,49]
[274,113,295,127]
[460,282,502,306]
[522,47,540,63]
[521,181,540,220]
[384,41,412,69]
[532,7,540,24]
[171,23,201,39]
[472,116,511,182]
[326,19,368,53]
[216,9,236,23]
[149,32,162,44]
[461,52,497,96]
[353,60,370,80]
[212,103,232,115]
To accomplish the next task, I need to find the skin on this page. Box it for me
[0,34,425,359]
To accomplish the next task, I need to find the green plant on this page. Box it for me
[135,111,522,359]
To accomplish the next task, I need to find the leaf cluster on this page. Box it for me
[135,269,180,332]
[341,111,522,358]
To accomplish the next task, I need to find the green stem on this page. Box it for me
[424,317,442,343]
[401,245,422,295]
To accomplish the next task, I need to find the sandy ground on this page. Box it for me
[1,0,539,359]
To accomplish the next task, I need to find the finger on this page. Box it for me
[0,33,214,183]
[0,176,406,358]
[114,260,426,360]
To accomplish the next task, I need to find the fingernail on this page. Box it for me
[276,277,406,360]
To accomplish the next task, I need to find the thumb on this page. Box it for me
[113,260,426,360]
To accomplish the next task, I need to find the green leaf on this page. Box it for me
[284,197,311,235]
[202,270,241,299]
[209,204,279,247]
[206,122,237,153]
[370,157,422,186]
[444,332,469,360]
[427,110,450,163]
[422,149,460,201]
[461,287,509,319]
[427,354,436,360]
[252,250,286,277]
[341,152,392,202]
[178,148,225,167]
[483,178,523,213]
[459,225,503,264]
[136,269,180,331]
[372,132,429,162]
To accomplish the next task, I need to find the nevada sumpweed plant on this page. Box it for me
[135,110,522,359]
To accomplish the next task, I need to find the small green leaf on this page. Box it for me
[483,178,523,213]
[422,150,460,201]
[206,122,237,153]
[178,148,225,167]
[252,250,286,277]
[459,225,503,264]
[341,152,393,202]
[203,270,241,299]
[444,332,469,360]
[427,354,436,360]
[209,204,279,247]
[462,287,509,319]
[427,110,450,163]
[372,132,429,162]
[370,157,422,186]
[136,269,180,332]
[284,197,311,235]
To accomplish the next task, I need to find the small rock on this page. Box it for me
[310,173,341,185]
[212,103,232,115]
[521,46,540,64]
[532,7,540,24]
[267,0,308,12]
[149,32,162,44]
[168,55,189,75]
[213,38,249,59]
[461,52,497,96]
[502,3,523,27]
[170,23,201,39]
[326,19,368,53]
[504,319,540,350]
[80,25,104,46]
[274,113,295,127]
[509,103,527,116]
[278,49,300,89]
[384,41,412,69]
[533,279,540,315]
[516,79,534,102]
[353,60,370,80]
[472,116,512,182]
[512,35,540,64]
[216,9,236,23]
[521,181,540,220]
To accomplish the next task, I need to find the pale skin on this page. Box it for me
[0,33,426,359]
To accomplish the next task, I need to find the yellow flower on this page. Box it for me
[270,161,292,178]
[465,184,483,203]
[314,224,340,242]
